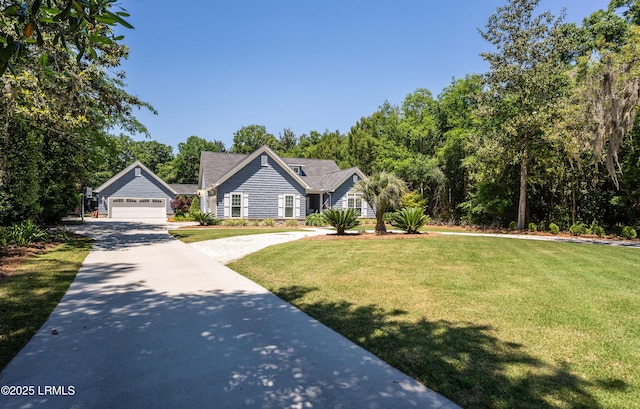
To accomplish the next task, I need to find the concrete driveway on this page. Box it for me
[0,220,459,409]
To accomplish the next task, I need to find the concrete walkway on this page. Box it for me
[0,219,459,409]
[189,229,330,264]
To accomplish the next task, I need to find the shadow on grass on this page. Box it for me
[0,238,92,369]
[273,285,620,409]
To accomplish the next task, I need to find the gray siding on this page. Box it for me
[330,174,372,217]
[216,156,306,219]
[97,167,175,214]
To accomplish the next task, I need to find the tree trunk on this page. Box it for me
[376,214,387,235]
[517,143,528,231]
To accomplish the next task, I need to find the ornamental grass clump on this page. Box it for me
[390,207,429,234]
[322,208,361,235]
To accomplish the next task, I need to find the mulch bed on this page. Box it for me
[0,243,59,281]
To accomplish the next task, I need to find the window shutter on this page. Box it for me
[223,193,230,217]
[362,202,368,217]
[243,193,249,218]
[278,195,284,218]
[294,194,301,217]
[342,196,348,209]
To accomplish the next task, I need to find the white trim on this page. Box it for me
[230,192,243,218]
[278,195,284,218]
[223,193,230,217]
[294,194,301,218]
[242,193,249,218]
[284,194,295,218]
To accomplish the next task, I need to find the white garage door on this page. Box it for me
[109,198,167,219]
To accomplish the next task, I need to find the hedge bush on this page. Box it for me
[621,226,637,240]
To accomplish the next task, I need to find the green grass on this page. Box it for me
[229,235,640,409]
[168,227,305,243]
[0,238,93,369]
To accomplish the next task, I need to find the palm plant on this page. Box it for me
[354,171,407,234]
[322,208,361,235]
[390,207,429,234]
[191,212,219,226]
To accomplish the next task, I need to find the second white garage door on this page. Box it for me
[109,198,167,219]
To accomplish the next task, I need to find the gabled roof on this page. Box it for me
[199,151,248,188]
[199,146,367,193]
[206,146,310,190]
[95,160,177,195]
[305,167,367,192]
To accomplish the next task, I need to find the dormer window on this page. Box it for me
[292,166,300,175]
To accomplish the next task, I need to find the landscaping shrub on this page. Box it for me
[223,218,249,227]
[285,219,299,227]
[569,223,583,236]
[305,213,327,227]
[322,208,361,235]
[263,218,276,227]
[1,220,49,246]
[590,222,605,238]
[189,196,201,214]
[549,223,560,235]
[251,219,261,226]
[191,212,219,226]
[171,196,191,217]
[390,207,429,234]
[528,222,537,232]
[400,190,427,209]
[508,221,517,231]
[621,226,637,240]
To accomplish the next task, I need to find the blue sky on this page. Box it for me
[116,0,608,152]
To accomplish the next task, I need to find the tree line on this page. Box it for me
[1,0,639,231]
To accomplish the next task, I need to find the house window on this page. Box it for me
[347,193,363,215]
[292,166,300,175]
[284,194,294,218]
[353,174,359,183]
[231,193,242,218]
[135,167,141,177]
[261,155,268,167]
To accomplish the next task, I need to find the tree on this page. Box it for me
[354,171,408,235]
[0,0,134,76]
[0,2,151,224]
[436,75,483,222]
[572,1,640,188]
[478,0,571,230]
[230,124,277,153]
[277,128,297,154]
[161,135,224,184]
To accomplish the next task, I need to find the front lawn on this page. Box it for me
[0,238,92,369]
[229,235,640,409]
[169,227,307,243]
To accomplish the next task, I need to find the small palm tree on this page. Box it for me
[322,208,361,235]
[354,171,407,234]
